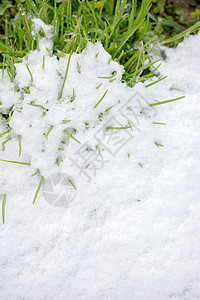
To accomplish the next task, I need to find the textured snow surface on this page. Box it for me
[0,20,200,300]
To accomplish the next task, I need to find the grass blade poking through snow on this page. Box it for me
[44,125,53,140]
[64,129,81,144]
[106,126,133,130]
[145,76,167,88]
[0,159,30,165]
[46,47,53,57]
[94,89,108,108]
[42,55,45,69]
[26,64,33,84]
[58,51,72,100]
[98,71,117,79]
[152,122,166,125]
[18,135,22,157]
[0,129,11,138]
[31,169,40,177]
[33,176,44,205]
[2,194,6,224]
[68,179,77,190]
[149,96,185,107]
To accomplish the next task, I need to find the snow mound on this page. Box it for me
[0,19,161,187]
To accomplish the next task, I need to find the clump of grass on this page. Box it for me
[149,0,200,43]
[1,0,199,87]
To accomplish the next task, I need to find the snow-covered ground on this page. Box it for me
[0,22,200,299]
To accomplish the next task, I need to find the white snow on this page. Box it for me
[0,20,200,299]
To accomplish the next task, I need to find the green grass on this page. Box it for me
[33,175,44,204]
[58,50,73,100]
[0,0,200,87]
[94,89,108,108]
[149,96,185,106]
[0,159,31,166]
[63,129,81,144]
[2,194,6,224]
[149,0,200,43]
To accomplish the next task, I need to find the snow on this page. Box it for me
[1,19,200,299]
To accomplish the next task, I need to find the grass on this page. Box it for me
[26,64,33,83]
[33,176,44,204]
[94,89,109,108]
[149,0,200,43]
[0,159,31,166]
[58,50,73,100]
[106,126,133,130]
[44,125,53,140]
[63,129,81,144]
[149,96,185,106]
[2,194,6,224]
[161,20,200,45]
[0,0,200,223]
[1,0,199,88]
[18,135,22,157]
[152,122,166,125]
[68,179,77,191]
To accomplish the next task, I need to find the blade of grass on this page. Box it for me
[113,0,151,58]
[0,159,30,165]
[26,64,33,83]
[149,96,185,107]
[2,194,6,224]
[44,125,53,140]
[18,135,22,157]
[33,176,44,204]
[31,169,40,177]
[161,21,200,45]
[58,51,72,100]
[42,55,45,69]
[98,71,117,79]
[145,76,167,88]
[94,89,108,108]
[27,103,46,109]
[68,179,77,190]
[64,129,81,144]
[106,126,132,130]
[152,122,166,125]
[46,47,53,56]
[0,129,11,138]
